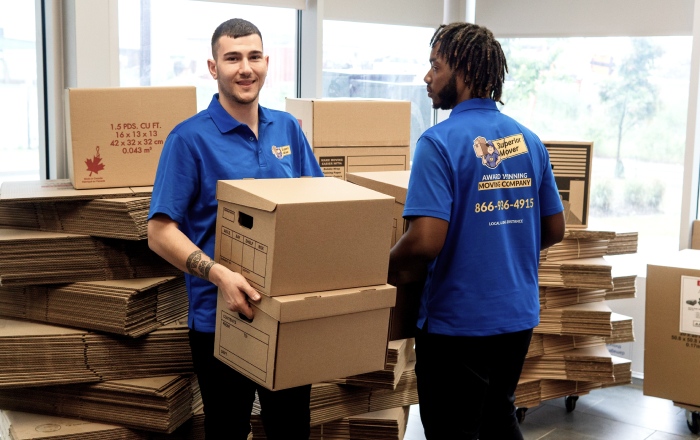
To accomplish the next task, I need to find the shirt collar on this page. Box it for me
[450,98,499,116]
[207,93,270,133]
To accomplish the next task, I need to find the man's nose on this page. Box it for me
[239,58,252,74]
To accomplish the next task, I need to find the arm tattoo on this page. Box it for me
[186,250,217,280]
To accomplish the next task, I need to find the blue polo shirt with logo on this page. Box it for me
[404,98,563,337]
[148,93,323,332]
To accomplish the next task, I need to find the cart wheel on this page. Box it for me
[687,410,700,434]
[516,407,527,423]
[565,395,579,412]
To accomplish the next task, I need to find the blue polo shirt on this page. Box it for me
[405,98,563,337]
[149,94,323,332]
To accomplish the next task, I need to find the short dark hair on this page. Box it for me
[429,22,508,104]
[211,18,263,58]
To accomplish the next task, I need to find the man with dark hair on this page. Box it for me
[148,18,322,440]
[389,22,566,439]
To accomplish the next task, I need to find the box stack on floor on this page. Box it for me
[517,141,638,418]
[212,176,421,439]
[643,228,700,432]
[518,228,638,414]
[0,86,207,439]
[220,99,417,440]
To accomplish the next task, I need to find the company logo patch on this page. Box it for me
[473,134,528,170]
[271,145,291,159]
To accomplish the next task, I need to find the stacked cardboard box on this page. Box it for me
[286,98,411,180]
[64,86,196,190]
[644,249,700,408]
[213,177,397,391]
[346,171,419,342]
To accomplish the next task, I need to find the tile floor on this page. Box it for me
[403,378,700,440]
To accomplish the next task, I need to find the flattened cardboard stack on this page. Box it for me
[0,318,192,388]
[0,276,186,337]
[522,222,639,412]
[0,228,179,286]
[521,344,630,383]
[0,318,100,387]
[605,312,634,343]
[251,361,417,439]
[539,286,607,309]
[538,257,614,290]
[328,338,414,390]
[536,302,613,337]
[606,231,639,256]
[0,374,200,433]
[540,230,616,262]
[0,409,205,440]
[0,175,199,435]
[348,406,409,440]
[606,266,638,300]
[265,406,409,440]
[0,180,152,240]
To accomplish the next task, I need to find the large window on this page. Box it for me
[118,0,298,111]
[498,36,692,273]
[322,20,436,156]
[0,2,39,185]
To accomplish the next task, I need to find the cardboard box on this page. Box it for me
[214,284,396,390]
[65,86,197,189]
[346,170,423,340]
[286,98,411,179]
[543,141,594,229]
[644,249,700,406]
[214,177,394,296]
[314,146,410,181]
[346,170,410,247]
[692,220,700,250]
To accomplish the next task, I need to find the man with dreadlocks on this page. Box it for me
[389,22,565,439]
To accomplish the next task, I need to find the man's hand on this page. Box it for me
[211,265,261,320]
[148,215,261,320]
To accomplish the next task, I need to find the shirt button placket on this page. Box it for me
[253,136,266,167]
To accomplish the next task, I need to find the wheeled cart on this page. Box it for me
[516,394,581,423]
[674,402,700,434]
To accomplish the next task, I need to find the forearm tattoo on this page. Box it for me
[186,250,216,280]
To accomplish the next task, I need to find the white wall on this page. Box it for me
[322,0,694,36]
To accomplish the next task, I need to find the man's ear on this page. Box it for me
[207,59,217,80]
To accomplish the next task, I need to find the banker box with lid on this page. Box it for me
[214,177,394,296]
[214,284,396,390]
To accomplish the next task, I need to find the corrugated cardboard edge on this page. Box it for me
[253,284,397,323]
[346,171,410,204]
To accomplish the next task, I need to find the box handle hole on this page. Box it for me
[238,212,254,229]
[238,312,253,323]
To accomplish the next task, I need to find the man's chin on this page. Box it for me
[233,94,259,105]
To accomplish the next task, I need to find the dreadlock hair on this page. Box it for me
[211,18,263,59]
[429,22,508,104]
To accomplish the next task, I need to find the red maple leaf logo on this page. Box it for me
[85,154,105,176]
